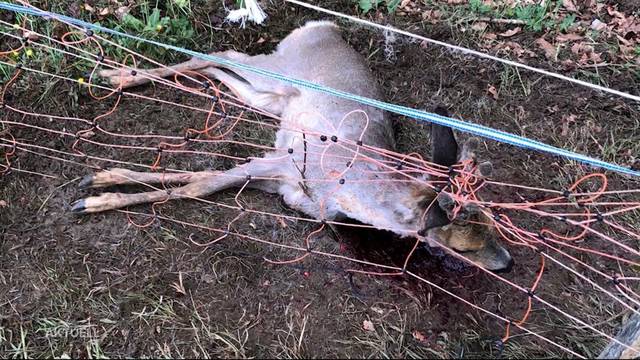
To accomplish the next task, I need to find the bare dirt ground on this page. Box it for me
[1,0,640,358]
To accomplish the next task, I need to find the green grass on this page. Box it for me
[357,0,401,14]
[97,0,196,64]
[0,0,196,85]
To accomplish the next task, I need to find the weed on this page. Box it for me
[559,13,576,32]
[469,0,491,15]
[512,2,557,31]
[98,1,195,64]
[357,0,401,14]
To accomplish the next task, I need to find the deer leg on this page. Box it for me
[98,50,298,116]
[71,160,280,214]
[78,168,218,189]
[97,50,253,89]
[98,56,215,89]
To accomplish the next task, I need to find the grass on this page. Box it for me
[358,0,401,14]
[97,0,196,64]
[0,0,197,85]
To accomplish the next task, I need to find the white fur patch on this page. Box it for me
[302,20,338,30]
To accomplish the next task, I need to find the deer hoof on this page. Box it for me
[77,169,131,189]
[70,199,86,213]
[70,193,122,214]
[78,175,94,189]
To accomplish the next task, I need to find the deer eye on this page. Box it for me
[454,211,470,223]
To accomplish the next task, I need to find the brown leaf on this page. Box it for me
[571,42,593,55]
[447,0,465,4]
[607,6,625,20]
[562,0,577,12]
[363,320,375,332]
[99,7,111,16]
[483,32,497,40]
[556,33,583,42]
[412,330,428,344]
[560,59,576,71]
[471,21,488,32]
[498,27,521,37]
[588,51,603,63]
[535,37,557,60]
[115,6,130,21]
[486,84,499,100]
[0,200,7,207]
[83,3,95,13]
[421,9,441,22]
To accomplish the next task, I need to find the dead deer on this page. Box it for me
[71,21,514,272]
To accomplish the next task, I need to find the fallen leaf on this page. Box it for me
[588,51,603,63]
[422,10,442,21]
[499,41,536,59]
[400,0,411,8]
[0,200,7,207]
[535,37,557,60]
[560,59,576,70]
[256,37,266,44]
[421,9,441,22]
[83,3,95,13]
[571,42,593,55]
[483,32,497,40]
[556,33,583,42]
[590,19,607,31]
[606,6,625,20]
[115,6,130,21]
[99,7,111,17]
[447,0,465,4]
[363,320,375,332]
[471,21,488,32]
[412,330,428,343]
[562,0,578,12]
[620,43,636,57]
[498,27,521,37]
[486,84,498,100]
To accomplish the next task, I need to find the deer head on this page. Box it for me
[420,107,513,272]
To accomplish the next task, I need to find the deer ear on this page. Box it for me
[431,107,459,167]
[421,202,452,233]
